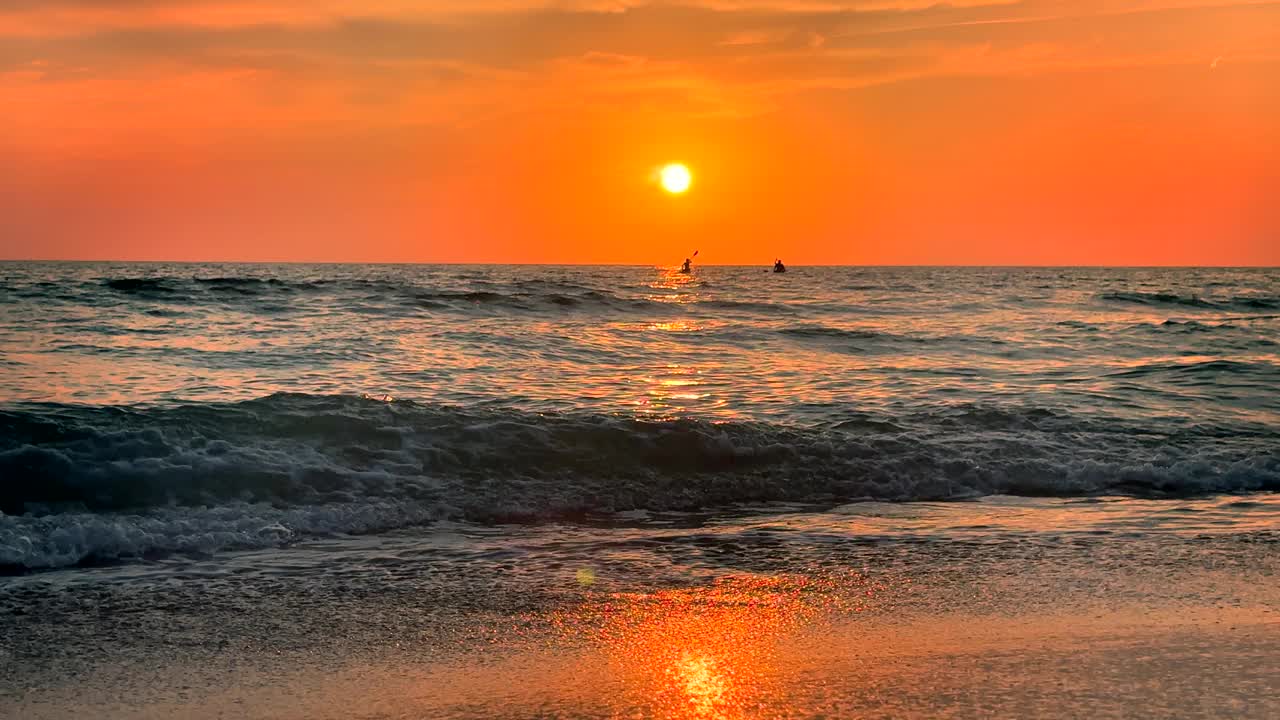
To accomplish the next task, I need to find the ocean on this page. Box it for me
[2,263,1278,718]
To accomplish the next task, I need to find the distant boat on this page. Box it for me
[773,259,787,273]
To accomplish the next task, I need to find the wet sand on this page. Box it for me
[5,500,1279,719]
[7,566,1278,719]
[188,601,1278,719]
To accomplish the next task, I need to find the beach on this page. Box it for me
[5,496,1278,718]
[1,263,1277,717]
[6,0,1279,712]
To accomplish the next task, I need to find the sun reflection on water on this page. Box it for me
[645,265,702,304]
[651,320,700,332]
[631,364,724,418]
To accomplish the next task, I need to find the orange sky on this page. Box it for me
[2,1,1277,264]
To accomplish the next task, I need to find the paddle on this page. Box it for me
[679,250,698,272]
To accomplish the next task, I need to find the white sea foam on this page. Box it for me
[1,393,1276,569]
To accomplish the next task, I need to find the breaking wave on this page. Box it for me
[2,393,1276,570]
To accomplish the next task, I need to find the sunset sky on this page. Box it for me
[2,1,1277,264]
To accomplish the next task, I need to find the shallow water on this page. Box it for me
[4,498,1277,718]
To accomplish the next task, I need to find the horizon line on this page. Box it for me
[2,259,1277,269]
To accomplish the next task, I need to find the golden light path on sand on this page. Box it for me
[497,573,873,720]
[358,570,1272,720]
[221,572,876,720]
[199,573,872,720]
[21,552,1279,720]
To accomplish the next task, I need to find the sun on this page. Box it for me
[659,163,692,194]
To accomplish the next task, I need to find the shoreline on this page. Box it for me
[4,510,1277,719]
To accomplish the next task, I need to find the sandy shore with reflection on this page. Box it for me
[310,580,1277,719]
[11,566,1276,720]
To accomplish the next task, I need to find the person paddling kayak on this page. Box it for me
[679,250,698,274]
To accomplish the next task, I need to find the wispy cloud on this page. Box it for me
[5,1,1276,105]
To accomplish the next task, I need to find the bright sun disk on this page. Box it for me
[660,163,692,194]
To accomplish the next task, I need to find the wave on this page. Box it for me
[104,278,175,295]
[1159,319,1234,332]
[779,324,1007,350]
[195,277,293,294]
[0,501,438,572]
[780,326,886,340]
[1100,291,1279,312]
[1105,358,1278,379]
[2,393,1276,569]
[702,299,795,313]
[93,275,671,315]
[404,288,662,313]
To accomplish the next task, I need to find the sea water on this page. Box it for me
[1,263,1278,717]
[2,263,1276,567]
